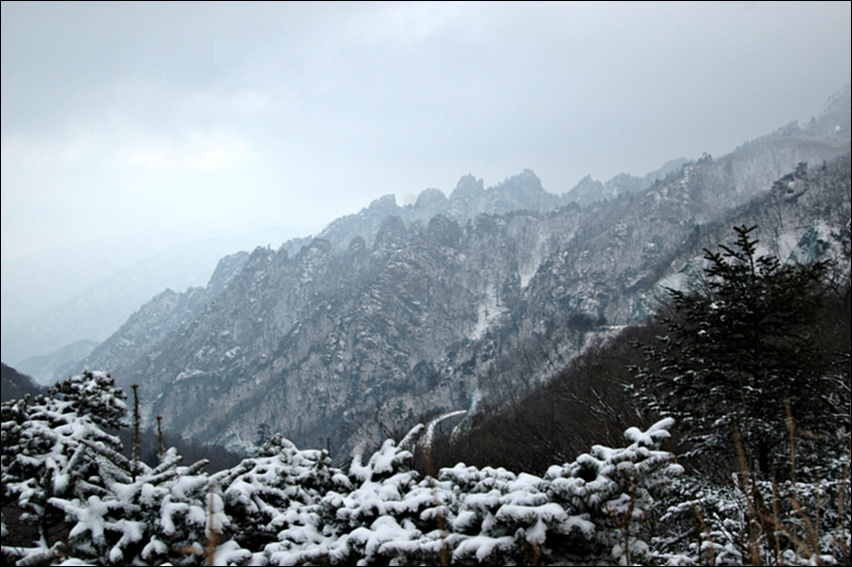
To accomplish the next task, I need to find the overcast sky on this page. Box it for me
[2,1,851,261]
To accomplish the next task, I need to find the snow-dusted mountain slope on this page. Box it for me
[66,86,850,456]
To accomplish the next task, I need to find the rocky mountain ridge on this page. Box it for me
[3,226,305,382]
[67,86,851,457]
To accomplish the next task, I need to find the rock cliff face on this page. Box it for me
[67,251,250,385]
[110,205,587,455]
[77,87,851,458]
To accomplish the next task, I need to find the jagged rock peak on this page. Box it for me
[495,168,544,192]
[207,251,251,294]
[367,194,399,212]
[245,245,275,267]
[574,174,604,192]
[414,187,448,209]
[373,215,408,250]
[450,174,485,199]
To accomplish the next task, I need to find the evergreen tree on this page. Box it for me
[214,433,347,557]
[1,376,126,559]
[48,442,213,566]
[48,370,128,430]
[633,225,833,475]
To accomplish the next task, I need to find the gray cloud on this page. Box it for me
[2,1,850,260]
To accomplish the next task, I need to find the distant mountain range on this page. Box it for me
[1,362,44,402]
[2,226,308,382]
[6,85,850,459]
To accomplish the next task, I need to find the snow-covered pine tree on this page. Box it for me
[630,225,851,565]
[48,435,214,565]
[439,463,568,565]
[48,370,128,430]
[633,225,834,477]
[1,372,127,563]
[545,417,683,565]
[214,433,349,564]
[310,424,428,565]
